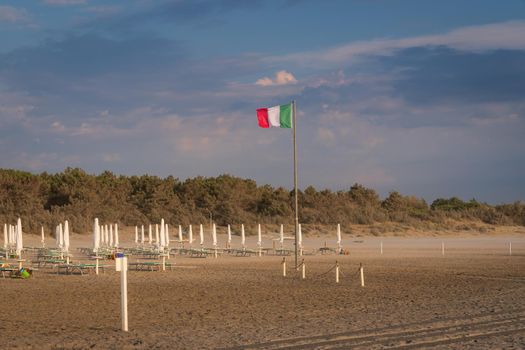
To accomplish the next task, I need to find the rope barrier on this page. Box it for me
[280,259,365,286]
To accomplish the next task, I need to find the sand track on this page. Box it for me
[223,309,525,349]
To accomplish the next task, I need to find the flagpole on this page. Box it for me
[293,100,299,268]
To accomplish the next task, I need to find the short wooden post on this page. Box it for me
[360,263,364,287]
[441,241,445,256]
[301,259,305,279]
[282,257,286,277]
[335,261,339,283]
[120,257,128,331]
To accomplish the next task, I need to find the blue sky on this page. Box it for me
[1,0,524,204]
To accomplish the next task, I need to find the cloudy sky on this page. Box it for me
[1,0,524,203]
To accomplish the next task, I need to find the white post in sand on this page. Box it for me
[227,224,231,249]
[257,223,262,257]
[441,241,445,256]
[64,220,70,264]
[116,256,128,332]
[335,261,340,284]
[360,263,365,287]
[165,224,170,258]
[509,242,512,256]
[282,257,286,277]
[302,259,305,279]
[241,224,246,250]
[380,241,383,255]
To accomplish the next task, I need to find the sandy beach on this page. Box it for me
[1,232,524,349]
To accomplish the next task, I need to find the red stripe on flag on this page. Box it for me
[257,108,270,128]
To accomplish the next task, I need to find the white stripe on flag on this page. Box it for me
[268,106,280,127]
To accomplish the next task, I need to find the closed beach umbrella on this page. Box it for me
[64,220,70,253]
[109,224,114,247]
[178,225,183,243]
[3,223,7,249]
[16,218,23,258]
[11,225,15,246]
[148,224,152,244]
[134,226,138,244]
[41,226,45,247]
[93,218,100,253]
[227,224,231,246]
[159,219,165,249]
[279,224,284,247]
[241,224,245,248]
[257,224,262,247]
[141,225,145,244]
[188,225,193,245]
[155,224,159,244]
[114,224,119,248]
[199,224,204,246]
[165,224,170,248]
[59,223,64,249]
[212,223,217,247]
[55,225,60,248]
[104,225,109,246]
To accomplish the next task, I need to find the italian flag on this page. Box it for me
[257,102,293,128]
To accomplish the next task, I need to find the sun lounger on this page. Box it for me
[1,266,18,278]
[129,261,174,271]
[56,263,103,275]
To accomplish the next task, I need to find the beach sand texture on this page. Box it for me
[1,233,524,349]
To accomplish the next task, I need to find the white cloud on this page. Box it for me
[266,21,525,68]
[256,70,297,86]
[0,6,30,23]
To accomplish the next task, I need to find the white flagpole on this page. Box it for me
[293,100,299,267]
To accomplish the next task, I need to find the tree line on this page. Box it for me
[0,168,523,233]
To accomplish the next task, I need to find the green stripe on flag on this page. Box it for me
[279,103,292,128]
